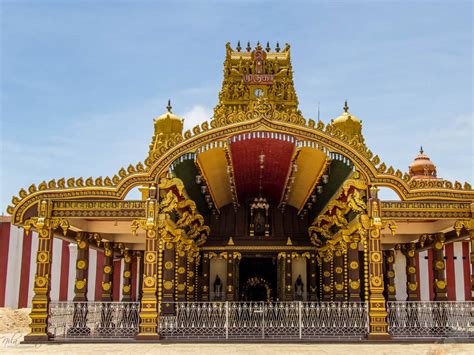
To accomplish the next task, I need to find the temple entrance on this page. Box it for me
[239,257,276,301]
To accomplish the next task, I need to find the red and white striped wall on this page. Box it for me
[394,241,472,301]
[0,218,140,308]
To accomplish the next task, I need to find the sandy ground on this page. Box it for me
[1,308,473,354]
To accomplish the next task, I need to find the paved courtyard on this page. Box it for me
[1,334,474,355]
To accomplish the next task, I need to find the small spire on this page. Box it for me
[236,40,241,52]
[343,100,349,113]
[275,42,280,52]
[246,41,251,52]
[166,99,172,113]
[420,146,424,154]
[266,41,270,52]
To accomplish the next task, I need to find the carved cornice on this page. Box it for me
[381,201,472,220]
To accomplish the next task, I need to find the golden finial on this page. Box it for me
[266,41,270,52]
[275,42,280,52]
[420,146,424,154]
[343,100,349,113]
[246,41,251,52]
[236,40,241,52]
[166,99,172,113]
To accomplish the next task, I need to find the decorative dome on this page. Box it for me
[331,101,363,142]
[153,100,183,135]
[408,147,437,179]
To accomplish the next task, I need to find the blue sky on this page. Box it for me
[1,0,472,209]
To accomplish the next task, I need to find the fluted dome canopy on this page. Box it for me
[331,101,363,143]
[408,147,437,179]
[146,100,184,166]
[153,100,183,136]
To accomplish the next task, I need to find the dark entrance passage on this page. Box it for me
[239,257,277,301]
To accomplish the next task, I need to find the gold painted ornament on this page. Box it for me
[165,261,174,270]
[350,261,359,269]
[144,276,155,287]
[77,259,87,270]
[104,265,112,274]
[37,252,48,263]
[163,281,173,290]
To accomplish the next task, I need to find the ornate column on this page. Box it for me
[320,250,332,301]
[97,241,115,334]
[383,250,396,301]
[403,243,419,301]
[121,249,133,301]
[73,232,90,302]
[176,244,187,302]
[347,237,361,301]
[23,200,69,341]
[134,187,160,339]
[333,244,345,301]
[187,251,196,301]
[366,186,389,339]
[101,242,114,301]
[161,240,176,314]
[225,251,239,301]
[432,233,447,301]
[308,251,318,301]
[201,252,210,301]
[284,252,293,301]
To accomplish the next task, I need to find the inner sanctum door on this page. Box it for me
[238,256,277,301]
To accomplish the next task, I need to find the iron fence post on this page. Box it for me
[299,301,302,339]
[225,301,229,340]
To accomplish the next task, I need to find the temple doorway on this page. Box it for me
[239,257,276,301]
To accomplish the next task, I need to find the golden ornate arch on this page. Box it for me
[8,100,474,226]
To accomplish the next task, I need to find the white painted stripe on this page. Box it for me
[393,250,407,301]
[87,249,97,301]
[5,226,23,308]
[27,232,39,308]
[454,242,465,301]
[418,250,430,301]
[119,258,124,300]
[68,244,77,300]
[50,238,63,301]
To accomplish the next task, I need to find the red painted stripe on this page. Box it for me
[18,230,32,307]
[428,249,434,301]
[0,222,11,307]
[131,256,137,301]
[59,241,70,301]
[95,252,104,301]
[415,252,421,300]
[462,241,472,301]
[445,243,456,300]
[112,259,120,301]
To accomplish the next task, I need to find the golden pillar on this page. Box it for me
[284,252,293,301]
[73,232,90,302]
[347,238,361,301]
[320,250,333,301]
[23,200,69,341]
[366,186,389,339]
[333,245,345,301]
[201,253,210,301]
[134,188,160,339]
[162,241,176,314]
[383,250,396,301]
[403,243,419,301]
[122,249,133,302]
[308,251,318,301]
[101,241,114,301]
[187,251,196,301]
[176,244,187,302]
[432,233,447,301]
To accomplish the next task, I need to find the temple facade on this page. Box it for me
[4,42,473,342]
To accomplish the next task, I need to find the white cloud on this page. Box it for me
[181,105,213,131]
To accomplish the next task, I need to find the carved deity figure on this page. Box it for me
[213,275,223,300]
[295,275,304,300]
